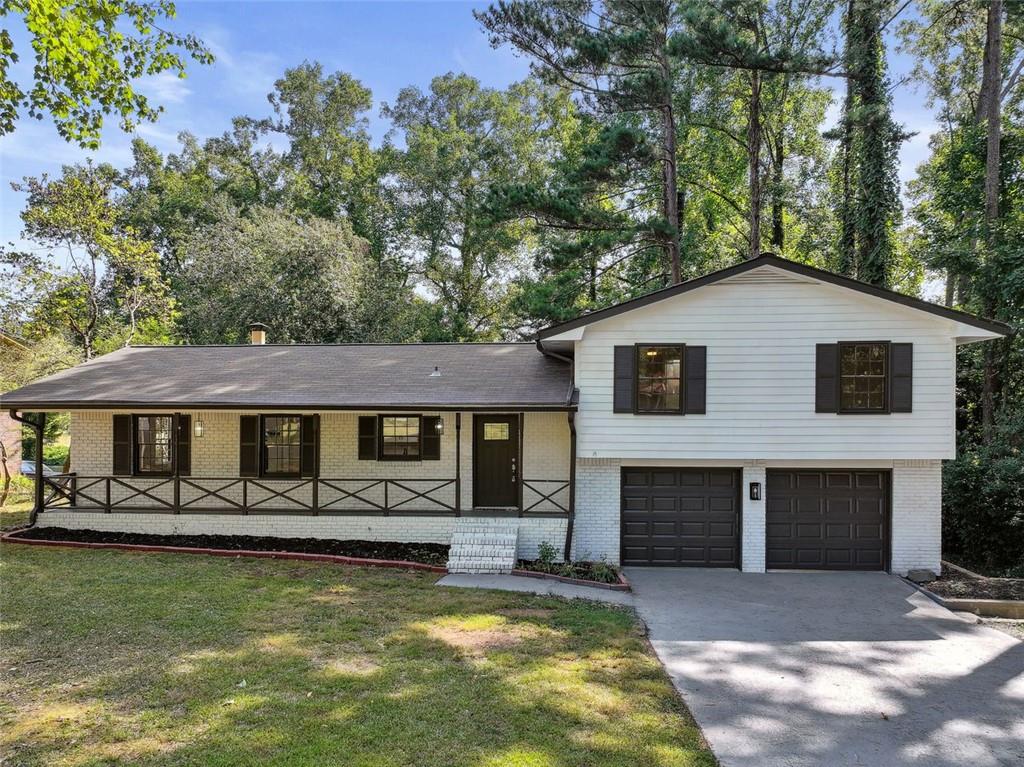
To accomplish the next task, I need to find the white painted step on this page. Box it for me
[447,517,520,574]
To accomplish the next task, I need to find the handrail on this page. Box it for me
[35,475,561,516]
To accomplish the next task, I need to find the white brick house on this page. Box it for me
[2,255,1009,575]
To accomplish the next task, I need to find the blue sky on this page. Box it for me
[0,1,938,260]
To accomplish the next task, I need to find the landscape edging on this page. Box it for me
[0,532,448,573]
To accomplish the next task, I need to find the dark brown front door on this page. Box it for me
[766,470,889,571]
[473,415,519,508]
[621,468,741,567]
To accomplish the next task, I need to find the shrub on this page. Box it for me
[43,444,70,467]
[943,415,1024,576]
[535,541,559,572]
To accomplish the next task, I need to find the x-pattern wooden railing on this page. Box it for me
[39,474,482,515]
[522,479,571,514]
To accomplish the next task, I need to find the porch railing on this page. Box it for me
[37,474,569,517]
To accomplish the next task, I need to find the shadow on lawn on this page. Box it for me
[1,549,714,767]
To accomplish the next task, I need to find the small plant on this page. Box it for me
[556,561,576,578]
[536,541,558,573]
[590,559,618,584]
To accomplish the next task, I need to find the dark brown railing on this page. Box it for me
[38,474,568,517]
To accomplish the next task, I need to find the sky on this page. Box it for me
[0,1,940,275]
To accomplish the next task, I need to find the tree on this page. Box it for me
[478,0,685,283]
[174,205,379,344]
[384,74,569,339]
[0,0,212,147]
[4,163,171,358]
[0,334,80,504]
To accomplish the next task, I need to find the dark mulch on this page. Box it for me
[927,570,1024,601]
[9,527,450,566]
[516,559,621,584]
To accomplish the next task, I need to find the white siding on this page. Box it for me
[572,275,958,460]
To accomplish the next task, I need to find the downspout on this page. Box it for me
[564,410,577,562]
[9,410,45,527]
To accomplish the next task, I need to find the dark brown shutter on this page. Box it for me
[422,416,442,460]
[613,346,635,412]
[684,345,706,414]
[890,343,913,412]
[815,344,839,413]
[358,416,377,460]
[112,414,133,475]
[176,414,191,476]
[239,415,260,477]
[300,414,319,477]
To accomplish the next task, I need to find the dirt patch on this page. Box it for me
[516,559,621,584]
[426,626,523,654]
[927,570,1024,601]
[10,527,449,566]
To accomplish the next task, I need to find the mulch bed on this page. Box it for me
[926,570,1024,601]
[516,559,623,585]
[8,527,449,567]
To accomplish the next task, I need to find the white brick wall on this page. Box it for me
[741,464,766,573]
[571,458,621,563]
[38,510,565,560]
[67,410,571,513]
[890,460,942,575]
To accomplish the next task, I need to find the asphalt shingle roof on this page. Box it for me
[0,344,574,410]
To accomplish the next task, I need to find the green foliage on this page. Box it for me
[4,163,171,357]
[943,413,1024,576]
[42,443,68,467]
[0,0,212,147]
[536,540,558,570]
[175,206,372,344]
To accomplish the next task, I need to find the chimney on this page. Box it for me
[249,322,269,345]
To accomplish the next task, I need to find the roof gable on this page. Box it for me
[536,255,1011,341]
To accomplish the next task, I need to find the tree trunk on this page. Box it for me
[771,129,784,253]
[663,100,681,282]
[944,270,955,307]
[837,0,856,276]
[0,441,10,508]
[747,69,762,260]
[980,0,1002,443]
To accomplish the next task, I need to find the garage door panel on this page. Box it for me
[621,468,740,567]
[767,470,888,571]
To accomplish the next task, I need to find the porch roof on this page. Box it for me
[0,343,575,411]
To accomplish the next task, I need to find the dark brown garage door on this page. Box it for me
[621,468,741,567]
[766,470,889,571]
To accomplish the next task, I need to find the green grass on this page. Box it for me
[0,498,32,530]
[0,544,716,767]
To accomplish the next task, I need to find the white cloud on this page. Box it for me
[138,71,192,105]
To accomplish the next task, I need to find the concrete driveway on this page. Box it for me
[626,569,1024,767]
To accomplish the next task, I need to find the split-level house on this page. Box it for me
[1,255,1010,574]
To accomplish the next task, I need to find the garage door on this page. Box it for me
[621,468,740,567]
[766,470,888,571]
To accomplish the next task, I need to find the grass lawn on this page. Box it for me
[0,544,716,767]
[0,498,32,530]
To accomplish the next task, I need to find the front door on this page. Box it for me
[473,415,519,508]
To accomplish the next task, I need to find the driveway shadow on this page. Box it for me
[627,568,1024,767]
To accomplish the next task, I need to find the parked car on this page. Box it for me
[20,460,60,477]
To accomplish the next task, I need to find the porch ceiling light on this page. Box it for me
[194,419,204,438]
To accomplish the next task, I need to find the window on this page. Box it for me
[380,416,420,460]
[839,342,888,412]
[636,345,683,413]
[134,415,174,475]
[262,415,301,476]
[483,422,509,440]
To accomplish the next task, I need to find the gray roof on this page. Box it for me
[0,344,574,411]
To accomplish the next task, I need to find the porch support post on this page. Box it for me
[9,410,45,527]
[172,412,181,514]
[455,413,462,515]
[517,413,524,516]
[564,411,577,562]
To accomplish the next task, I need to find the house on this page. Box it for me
[0,331,30,481]
[1,255,1010,575]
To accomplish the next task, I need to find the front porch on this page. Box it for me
[26,408,577,566]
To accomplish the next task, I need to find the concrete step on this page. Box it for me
[447,517,520,574]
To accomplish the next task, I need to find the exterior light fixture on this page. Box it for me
[435,418,444,435]
[749,482,761,501]
[429,366,441,377]
[194,419,204,438]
